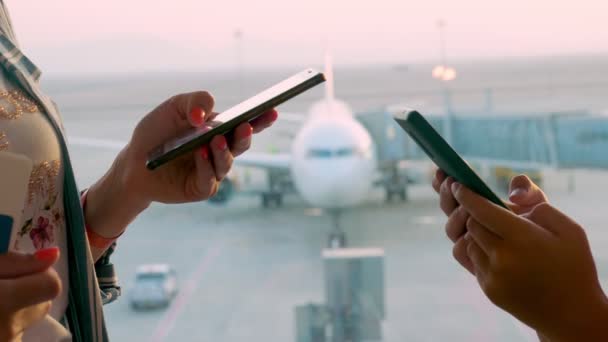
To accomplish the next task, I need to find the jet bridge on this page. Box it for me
[295,248,385,342]
[357,109,608,172]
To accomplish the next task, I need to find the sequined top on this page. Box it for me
[0,67,71,335]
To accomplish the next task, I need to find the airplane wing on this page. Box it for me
[68,136,292,171]
[234,152,291,171]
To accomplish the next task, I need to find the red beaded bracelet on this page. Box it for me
[80,189,124,249]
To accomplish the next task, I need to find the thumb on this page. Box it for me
[132,91,216,152]
[508,174,548,207]
[0,247,59,279]
[171,91,215,129]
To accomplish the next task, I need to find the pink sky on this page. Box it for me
[6,0,608,73]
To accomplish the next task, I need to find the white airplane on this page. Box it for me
[68,58,410,247]
[233,60,378,209]
[208,58,409,246]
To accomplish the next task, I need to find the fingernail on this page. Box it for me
[270,109,278,122]
[189,107,205,126]
[200,145,210,160]
[215,136,228,151]
[35,247,59,261]
[509,188,527,198]
[243,125,253,138]
[451,182,461,193]
[463,232,470,241]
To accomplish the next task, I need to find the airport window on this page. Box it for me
[11,1,608,341]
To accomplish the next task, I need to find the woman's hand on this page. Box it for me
[432,170,548,274]
[451,183,608,341]
[0,248,62,342]
[85,91,278,248]
[122,91,277,205]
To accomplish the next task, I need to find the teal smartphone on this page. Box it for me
[393,109,510,210]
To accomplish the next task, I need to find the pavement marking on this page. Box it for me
[150,242,225,342]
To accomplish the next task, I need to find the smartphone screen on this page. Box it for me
[146,68,326,170]
[393,110,510,210]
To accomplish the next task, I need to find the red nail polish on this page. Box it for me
[34,247,59,262]
[270,109,278,122]
[243,125,253,137]
[189,107,205,126]
[216,136,228,151]
[200,145,209,160]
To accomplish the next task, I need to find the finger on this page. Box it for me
[445,206,469,242]
[187,109,220,128]
[137,91,216,151]
[170,91,215,128]
[229,123,253,157]
[186,106,205,127]
[508,174,548,208]
[0,248,59,279]
[13,301,52,336]
[452,237,475,275]
[250,109,278,133]
[439,177,458,215]
[524,202,579,236]
[465,236,490,276]
[451,182,520,239]
[466,217,501,255]
[1,268,62,311]
[186,146,218,201]
[210,135,233,181]
[432,177,440,194]
[432,169,447,193]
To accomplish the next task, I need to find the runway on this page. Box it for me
[100,183,554,341]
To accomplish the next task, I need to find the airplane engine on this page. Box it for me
[208,177,235,205]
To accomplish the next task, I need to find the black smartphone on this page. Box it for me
[393,109,510,210]
[146,68,326,170]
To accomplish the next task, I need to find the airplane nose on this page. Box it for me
[293,157,373,209]
[315,162,365,202]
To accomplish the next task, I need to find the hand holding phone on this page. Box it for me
[146,68,325,170]
[393,109,509,210]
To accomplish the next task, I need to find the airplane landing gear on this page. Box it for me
[262,192,283,208]
[328,232,347,249]
[327,210,347,248]
[384,163,408,203]
[385,184,408,202]
[261,170,290,208]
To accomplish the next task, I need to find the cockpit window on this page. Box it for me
[335,148,355,157]
[307,147,362,158]
[307,149,333,158]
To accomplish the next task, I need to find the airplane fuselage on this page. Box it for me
[290,99,377,209]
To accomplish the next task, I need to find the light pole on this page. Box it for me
[432,19,456,144]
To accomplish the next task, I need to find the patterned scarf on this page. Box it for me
[0,2,109,341]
